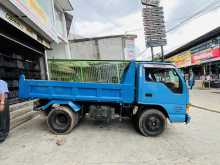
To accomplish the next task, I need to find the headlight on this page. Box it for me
[186,104,191,113]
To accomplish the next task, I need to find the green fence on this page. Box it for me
[48,60,129,83]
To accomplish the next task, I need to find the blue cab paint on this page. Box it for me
[137,63,190,123]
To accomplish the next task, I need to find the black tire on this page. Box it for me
[137,109,167,137]
[47,106,79,135]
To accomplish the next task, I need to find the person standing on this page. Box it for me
[0,79,9,143]
[188,71,195,90]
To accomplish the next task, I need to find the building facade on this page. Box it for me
[62,35,137,60]
[166,27,220,88]
[0,0,73,104]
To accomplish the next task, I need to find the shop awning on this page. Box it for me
[0,32,44,55]
[0,18,45,56]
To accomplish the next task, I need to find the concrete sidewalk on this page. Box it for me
[190,89,220,113]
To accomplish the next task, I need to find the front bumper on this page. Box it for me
[185,114,191,124]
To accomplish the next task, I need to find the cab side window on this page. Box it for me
[145,67,183,93]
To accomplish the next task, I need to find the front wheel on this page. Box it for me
[47,106,79,135]
[137,109,167,137]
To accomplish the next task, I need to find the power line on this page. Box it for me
[166,0,220,33]
[96,1,220,36]
[73,0,220,53]
[168,0,220,22]
[137,1,220,59]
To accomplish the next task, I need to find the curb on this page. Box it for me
[190,104,220,114]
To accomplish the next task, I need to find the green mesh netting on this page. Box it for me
[48,60,129,83]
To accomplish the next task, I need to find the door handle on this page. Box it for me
[145,93,153,97]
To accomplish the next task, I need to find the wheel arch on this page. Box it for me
[37,100,81,112]
[137,104,169,119]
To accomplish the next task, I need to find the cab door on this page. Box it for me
[137,64,189,120]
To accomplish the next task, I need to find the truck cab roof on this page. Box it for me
[138,61,176,69]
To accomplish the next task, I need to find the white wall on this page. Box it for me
[70,41,98,59]
[68,37,136,60]
[124,38,136,60]
[47,42,70,59]
[98,38,124,60]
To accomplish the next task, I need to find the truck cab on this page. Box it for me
[130,62,190,137]
[138,63,190,123]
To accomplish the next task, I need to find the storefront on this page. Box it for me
[167,51,192,80]
[191,47,220,77]
[166,33,220,88]
[0,6,49,104]
[167,51,192,68]
[0,0,73,104]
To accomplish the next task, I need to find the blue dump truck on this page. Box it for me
[19,61,190,137]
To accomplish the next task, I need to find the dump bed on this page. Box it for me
[19,62,136,104]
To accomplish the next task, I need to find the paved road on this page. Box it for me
[190,89,220,112]
[1,107,220,165]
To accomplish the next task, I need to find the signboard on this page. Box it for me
[142,0,160,6]
[142,4,167,47]
[124,39,136,60]
[9,0,59,42]
[192,48,220,65]
[144,29,166,34]
[20,0,50,24]
[167,48,220,67]
[143,7,164,14]
[145,40,167,47]
[167,51,192,68]
[0,5,50,48]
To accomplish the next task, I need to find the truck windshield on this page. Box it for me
[145,67,183,93]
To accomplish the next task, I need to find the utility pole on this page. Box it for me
[161,45,164,61]
[151,47,154,61]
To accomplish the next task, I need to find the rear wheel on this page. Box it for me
[137,109,167,137]
[47,106,79,135]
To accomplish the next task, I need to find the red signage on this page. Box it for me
[192,47,220,64]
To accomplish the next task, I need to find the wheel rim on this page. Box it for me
[144,114,163,133]
[50,112,71,132]
[55,114,69,128]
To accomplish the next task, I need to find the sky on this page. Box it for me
[70,0,220,60]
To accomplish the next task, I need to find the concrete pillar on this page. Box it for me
[94,39,100,59]
[39,56,46,80]
[122,38,126,60]
[62,11,71,59]
[44,50,50,80]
